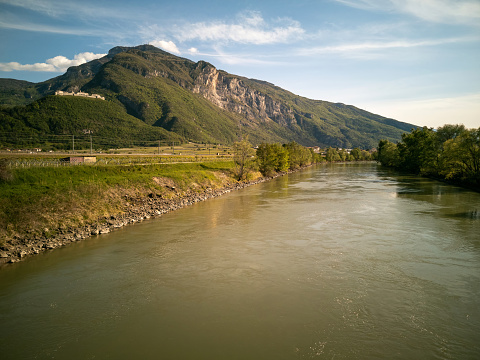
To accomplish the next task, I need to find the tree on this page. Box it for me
[436,124,466,144]
[458,128,480,184]
[395,127,437,174]
[256,143,289,176]
[310,148,325,163]
[378,125,480,190]
[442,128,480,185]
[338,149,348,162]
[350,148,361,161]
[284,141,312,169]
[377,140,399,167]
[360,149,372,161]
[233,138,256,181]
[275,144,290,172]
[325,147,341,162]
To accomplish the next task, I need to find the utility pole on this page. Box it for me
[72,135,75,153]
[172,141,175,155]
[90,134,93,154]
[158,140,160,155]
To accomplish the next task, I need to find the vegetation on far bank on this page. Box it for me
[233,139,374,180]
[377,124,480,190]
[2,119,477,256]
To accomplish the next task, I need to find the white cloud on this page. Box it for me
[0,61,55,72]
[149,40,181,55]
[170,11,304,45]
[188,48,199,54]
[0,52,106,72]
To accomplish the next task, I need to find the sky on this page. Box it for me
[1,0,479,129]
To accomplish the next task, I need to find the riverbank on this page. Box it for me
[0,162,294,266]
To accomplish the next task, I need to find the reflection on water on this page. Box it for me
[0,163,479,359]
[451,210,480,220]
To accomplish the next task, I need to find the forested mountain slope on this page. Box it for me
[0,45,416,148]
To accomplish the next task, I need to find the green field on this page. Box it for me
[0,158,238,245]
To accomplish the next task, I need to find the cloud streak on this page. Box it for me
[0,52,107,72]
[1,0,132,20]
[0,0,138,42]
[199,49,282,66]
[0,18,104,35]
[334,0,480,25]
[392,0,480,24]
[297,36,475,57]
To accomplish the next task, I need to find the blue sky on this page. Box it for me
[1,0,479,129]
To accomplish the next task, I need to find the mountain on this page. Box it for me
[0,44,415,149]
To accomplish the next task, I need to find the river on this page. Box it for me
[1,163,479,359]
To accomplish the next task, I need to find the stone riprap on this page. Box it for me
[0,172,290,266]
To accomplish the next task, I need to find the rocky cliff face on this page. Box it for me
[192,63,297,127]
[124,57,298,128]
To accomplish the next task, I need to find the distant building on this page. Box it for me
[62,156,97,164]
[55,91,105,100]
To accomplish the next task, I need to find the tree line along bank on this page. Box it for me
[233,124,479,192]
[376,124,479,191]
[232,139,375,180]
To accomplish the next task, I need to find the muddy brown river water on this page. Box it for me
[1,163,479,359]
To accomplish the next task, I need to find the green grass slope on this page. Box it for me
[0,96,181,149]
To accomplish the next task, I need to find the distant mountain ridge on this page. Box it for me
[0,44,416,148]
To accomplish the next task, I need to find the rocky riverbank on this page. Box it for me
[0,172,287,266]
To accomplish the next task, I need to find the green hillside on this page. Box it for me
[0,96,181,149]
[83,53,244,144]
[0,44,416,149]
[0,79,42,106]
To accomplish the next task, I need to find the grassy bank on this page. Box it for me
[0,160,239,245]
